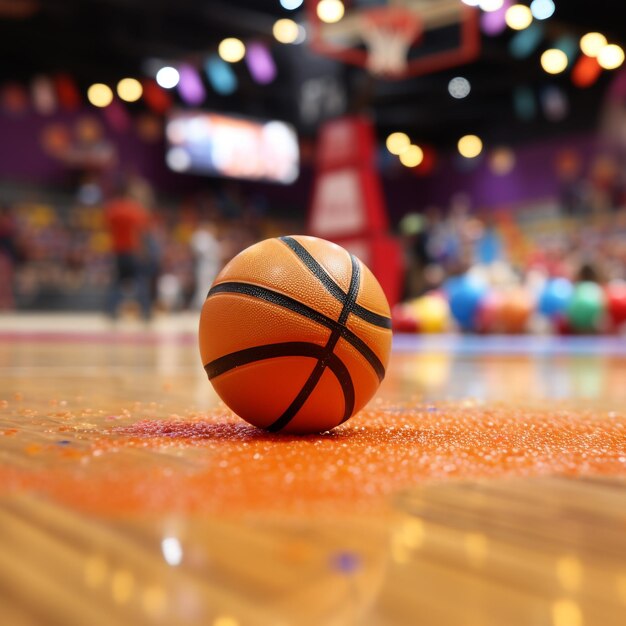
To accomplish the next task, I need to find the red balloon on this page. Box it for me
[554,313,574,335]
[392,303,420,333]
[475,292,503,334]
[605,282,626,326]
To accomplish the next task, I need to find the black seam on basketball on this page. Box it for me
[266,359,328,432]
[208,281,385,381]
[203,342,355,426]
[266,254,362,432]
[279,236,345,302]
[205,342,325,379]
[279,236,391,329]
[339,255,360,324]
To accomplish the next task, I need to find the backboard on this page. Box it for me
[306,0,480,80]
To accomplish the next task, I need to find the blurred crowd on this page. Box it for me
[0,178,301,315]
[3,153,626,329]
[400,190,626,302]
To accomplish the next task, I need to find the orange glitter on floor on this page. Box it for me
[1,401,625,515]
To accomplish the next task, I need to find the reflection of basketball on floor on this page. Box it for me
[199,235,392,434]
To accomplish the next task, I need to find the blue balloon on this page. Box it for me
[447,275,488,329]
[538,278,573,317]
[443,275,464,296]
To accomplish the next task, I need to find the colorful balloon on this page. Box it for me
[605,281,626,327]
[446,275,488,330]
[538,277,573,317]
[498,288,534,334]
[566,281,606,332]
[391,303,419,333]
[411,294,450,333]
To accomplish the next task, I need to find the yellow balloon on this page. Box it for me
[412,295,450,333]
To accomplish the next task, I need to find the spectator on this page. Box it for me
[104,184,152,321]
[0,204,17,309]
[190,221,222,309]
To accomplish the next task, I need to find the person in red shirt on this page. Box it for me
[0,204,17,310]
[104,186,153,321]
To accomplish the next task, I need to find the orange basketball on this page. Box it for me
[199,235,392,434]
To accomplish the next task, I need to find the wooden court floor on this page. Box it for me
[0,315,625,626]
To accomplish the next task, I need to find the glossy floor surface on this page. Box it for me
[0,315,625,626]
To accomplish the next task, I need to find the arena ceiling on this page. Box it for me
[0,0,624,150]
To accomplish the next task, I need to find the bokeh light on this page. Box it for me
[294,24,307,44]
[448,77,471,99]
[273,18,300,44]
[205,55,238,95]
[458,134,483,158]
[530,0,555,20]
[317,0,345,24]
[156,66,180,89]
[87,83,113,107]
[489,147,516,175]
[479,0,504,12]
[598,44,625,70]
[31,75,56,115]
[399,145,424,167]
[177,64,206,105]
[572,54,602,88]
[481,2,509,37]
[580,32,607,57]
[541,85,569,122]
[166,147,192,172]
[541,48,568,74]
[218,38,246,63]
[554,35,578,64]
[116,78,142,102]
[461,0,480,5]
[386,132,410,155]
[161,537,183,566]
[280,0,303,9]
[513,85,536,120]
[509,23,544,58]
[505,5,532,30]
[245,43,277,84]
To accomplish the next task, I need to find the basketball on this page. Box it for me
[198,235,392,434]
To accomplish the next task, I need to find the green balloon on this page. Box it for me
[567,281,606,331]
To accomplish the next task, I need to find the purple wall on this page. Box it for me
[382,132,597,220]
[0,107,598,218]
[0,109,171,185]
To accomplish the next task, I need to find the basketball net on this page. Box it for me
[359,7,422,77]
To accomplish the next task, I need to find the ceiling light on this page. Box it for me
[598,44,625,70]
[280,0,304,9]
[458,135,483,158]
[541,48,568,74]
[116,78,142,102]
[399,145,424,167]
[317,0,345,24]
[479,0,504,12]
[530,0,555,20]
[218,38,246,63]
[87,83,113,107]
[580,32,607,57]
[156,66,180,89]
[386,132,410,155]
[448,77,471,99]
[505,5,533,30]
[273,18,300,44]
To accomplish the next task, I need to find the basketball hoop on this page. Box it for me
[307,0,480,80]
[359,7,422,77]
